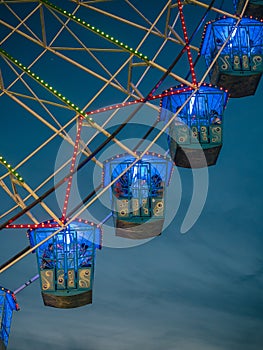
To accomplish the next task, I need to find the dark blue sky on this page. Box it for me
[0,1,263,349]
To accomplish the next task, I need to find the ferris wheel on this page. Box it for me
[0,0,262,348]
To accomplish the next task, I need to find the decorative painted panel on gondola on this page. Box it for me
[233,0,263,18]
[103,153,173,239]
[0,287,19,350]
[159,84,229,168]
[200,17,263,97]
[27,219,101,309]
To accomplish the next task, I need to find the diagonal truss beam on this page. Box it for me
[0,48,140,158]
[40,0,195,87]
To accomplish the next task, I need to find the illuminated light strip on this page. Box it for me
[0,155,24,183]
[61,118,83,220]
[0,48,94,125]
[104,150,170,163]
[90,81,227,118]
[0,48,143,156]
[177,0,197,86]
[5,223,61,229]
[5,218,101,229]
[86,86,195,116]
[40,0,149,62]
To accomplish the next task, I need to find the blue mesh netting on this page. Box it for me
[159,85,228,128]
[0,290,17,347]
[27,220,101,285]
[200,17,263,58]
[103,153,173,194]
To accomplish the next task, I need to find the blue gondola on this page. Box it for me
[103,152,173,239]
[233,0,263,18]
[27,219,101,308]
[200,17,263,97]
[159,84,229,168]
[0,287,19,350]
